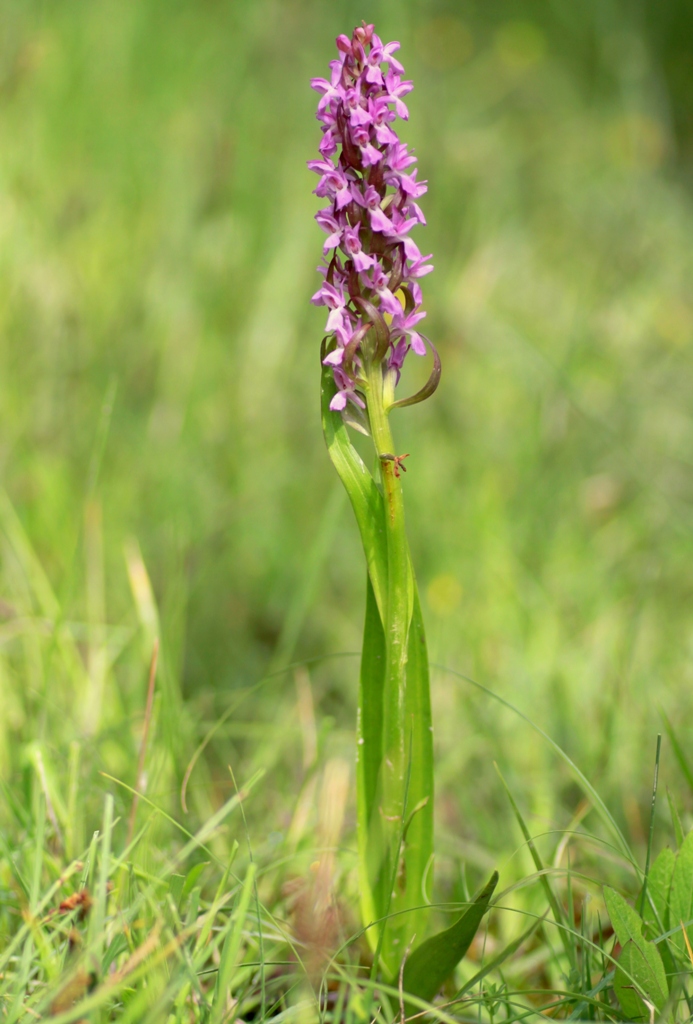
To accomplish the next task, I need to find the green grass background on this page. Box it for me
[2,0,693,914]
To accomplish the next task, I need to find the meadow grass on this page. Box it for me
[2,0,693,1018]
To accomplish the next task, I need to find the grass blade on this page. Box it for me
[88,793,114,972]
[6,794,45,1024]
[210,862,257,1023]
[495,763,575,967]
[660,709,693,793]
[437,664,635,868]
[456,913,544,998]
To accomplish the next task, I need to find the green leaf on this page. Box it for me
[356,559,434,965]
[320,361,388,620]
[660,710,693,793]
[666,788,684,850]
[322,358,391,948]
[401,871,498,1004]
[604,886,648,948]
[641,847,674,938]
[102,933,129,973]
[496,764,574,967]
[357,572,387,945]
[210,862,257,1023]
[169,873,186,908]
[323,362,435,971]
[640,847,676,982]
[393,584,434,959]
[182,861,209,901]
[89,793,114,971]
[604,887,669,1016]
[669,827,693,957]
[614,939,668,1022]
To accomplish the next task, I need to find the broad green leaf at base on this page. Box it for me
[669,828,693,959]
[604,886,669,1019]
[357,572,387,946]
[614,940,668,1023]
[401,871,499,1005]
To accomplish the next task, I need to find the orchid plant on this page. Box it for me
[309,24,497,994]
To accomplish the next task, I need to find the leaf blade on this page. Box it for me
[669,828,693,958]
[320,362,388,619]
[357,572,387,947]
[401,871,499,1003]
[614,939,668,1022]
[604,886,669,1017]
[394,583,434,960]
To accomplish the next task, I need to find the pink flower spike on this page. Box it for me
[309,24,434,397]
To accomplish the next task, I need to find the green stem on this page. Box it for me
[365,362,415,967]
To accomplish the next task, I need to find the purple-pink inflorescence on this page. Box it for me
[309,23,433,412]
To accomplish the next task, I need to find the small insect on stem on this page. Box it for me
[380,453,410,478]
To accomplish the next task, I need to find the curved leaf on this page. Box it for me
[401,871,499,1003]
[320,361,388,619]
[389,334,442,411]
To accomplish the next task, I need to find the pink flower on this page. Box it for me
[315,209,344,252]
[308,158,353,210]
[384,70,414,119]
[309,23,434,411]
[310,61,345,116]
[341,224,375,272]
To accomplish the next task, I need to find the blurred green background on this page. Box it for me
[2,0,693,872]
